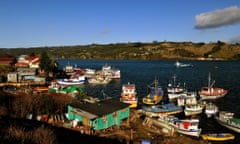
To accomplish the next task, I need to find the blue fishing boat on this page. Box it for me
[142,102,183,117]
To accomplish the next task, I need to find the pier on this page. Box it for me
[0,82,45,87]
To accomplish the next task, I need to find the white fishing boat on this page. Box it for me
[174,61,193,68]
[100,63,121,79]
[120,82,138,108]
[56,75,85,85]
[87,75,111,85]
[204,102,218,118]
[199,72,228,100]
[177,92,197,107]
[184,104,204,116]
[175,119,202,137]
[63,62,75,76]
[167,74,187,100]
[215,111,240,133]
[157,115,201,137]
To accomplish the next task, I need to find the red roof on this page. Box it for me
[0,57,15,65]
[15,62,29,67]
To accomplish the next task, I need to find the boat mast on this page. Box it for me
[208,72,211,87]
[173,74,176,87]
[208,72,215,88]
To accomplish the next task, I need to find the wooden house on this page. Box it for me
[15,55,40,68]
[67,98,130,131]
[7,72,18,82]
[16,67,37,82]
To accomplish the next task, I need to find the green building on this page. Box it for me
[68,98,130,131]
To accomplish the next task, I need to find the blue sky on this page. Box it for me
[1,0,240,48]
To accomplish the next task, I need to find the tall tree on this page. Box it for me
[40,51,51,73]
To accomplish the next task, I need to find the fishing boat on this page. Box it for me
[63,62,75,76]
[87,75,112,85]
[199,72,228,100]
[175,119,202,137]
[201,133,235,141]
[184,103,204,116]
[204,102,218,118]
[141,103,183,117]
[215,111,240,133]
[157,115,201,137]
[142,79,164,105]
[174,61,193,68]
[177,92,197,107]
[48,81,84,97]
[100,63,121,79]
[83,68,96,78]
[120,82,138,108]
[56,75,85,85]
[167,74,187,100]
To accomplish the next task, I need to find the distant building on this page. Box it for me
[7,72,18,82]
[0,54,16,66]
[15,55,40,68]
[67,98,130,131]
[16,67,37,82]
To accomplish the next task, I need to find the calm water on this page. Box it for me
[57,59,240,142]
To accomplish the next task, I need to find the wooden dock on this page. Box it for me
[0,82,45,87]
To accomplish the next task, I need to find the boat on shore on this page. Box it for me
[157,115,202,137]
[142,103,183,117]
[215,111,240,133]
[199,72,228,100]
[175,119,202,137]
[120,82,138,108]
[142,79,164,105]
[201,133,235,141]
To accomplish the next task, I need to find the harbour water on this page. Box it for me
[57,59,240,142]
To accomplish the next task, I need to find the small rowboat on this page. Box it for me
[201,133,235,141]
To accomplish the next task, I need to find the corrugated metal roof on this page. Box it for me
[69,98,130,117]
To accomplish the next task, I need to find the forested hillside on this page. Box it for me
[1,41,240,60]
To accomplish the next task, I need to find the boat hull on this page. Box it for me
[120,100,138,108]
[215,116,240,133]
[199,92,227,100]
[177,128,201,137]
[56,80,84,85]
[201,133,235,141]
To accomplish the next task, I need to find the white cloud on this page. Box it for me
[195,6,240,29]
[228,35,240,44]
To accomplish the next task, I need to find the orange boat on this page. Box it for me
[199,72,228,100]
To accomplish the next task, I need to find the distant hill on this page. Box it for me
[1,41,240,60]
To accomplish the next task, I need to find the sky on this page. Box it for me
[1,0,240,48]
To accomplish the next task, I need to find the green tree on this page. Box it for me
[40,51,51,73]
